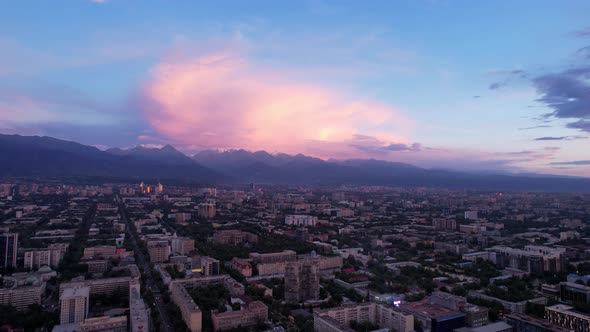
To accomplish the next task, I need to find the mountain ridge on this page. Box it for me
[1,133,590,192]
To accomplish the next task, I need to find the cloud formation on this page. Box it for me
[140,51,411,158]
[550,160,590,166]
[574,26,590,38]
[488,69,527,90]
[532,67,590,121]
[567,120,590,132]
[534,136,587,141]
[519,125,551,130]
[528,27,590,133]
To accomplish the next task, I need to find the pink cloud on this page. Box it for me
[0,96,60,124]
[136,50,583,176]
[140,51,412,158]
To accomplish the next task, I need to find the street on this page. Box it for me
[119,200,175,332]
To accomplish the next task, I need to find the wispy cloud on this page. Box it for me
[534,136,587,141]
[488,69,527,90]
[550,160,590,166]
[573,26,590,38]
[519,125,551,130]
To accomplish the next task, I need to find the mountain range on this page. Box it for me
[1,133,589,192]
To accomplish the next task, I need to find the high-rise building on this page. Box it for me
[200,257,220,276]
[171,237,195,255]
[0,233,18,270]
[147,241,170,263]
[197,203,216,219]
[284,254,319,303]
[24,249,51,270]
[432,218,457,231]
[156,182,164,193]
[60,287,90,324]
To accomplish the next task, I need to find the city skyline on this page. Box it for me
[1,1,590,176]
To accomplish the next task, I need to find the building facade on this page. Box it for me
[285,256,319,303]
[0,233,18,269]
[60,287,90,324]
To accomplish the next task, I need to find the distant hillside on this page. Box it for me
[1,134,590,192]
[0,134,221,182]
[106,144,196,165]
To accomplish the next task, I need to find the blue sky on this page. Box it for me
[1,1,589,175]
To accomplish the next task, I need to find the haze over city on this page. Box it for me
[1,1,590,176]
[4,3,590,332]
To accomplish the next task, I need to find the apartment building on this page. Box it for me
[489,245,566,273]
[211,301,268,331]
[212,230,258,245]
[314,302,413,332]
[284,214,318,227]
[171,237,195,255]
[545,304,590,332]
[249,250,297,264]
[60,276,132,297]
[170,283,202,332]
[226,257,253,277]
[0,276,46,310]
[60,287,90,324]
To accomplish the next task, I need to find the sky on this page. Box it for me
[1,1,590,176]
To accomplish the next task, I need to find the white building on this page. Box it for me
[285,215,318,227]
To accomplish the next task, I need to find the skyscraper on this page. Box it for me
[284,253,320,303]
[0,233,18,270]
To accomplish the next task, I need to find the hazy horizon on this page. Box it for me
[1,1,589,176]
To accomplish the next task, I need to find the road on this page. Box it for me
[118,199,174,332]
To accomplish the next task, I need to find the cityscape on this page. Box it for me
[1,1,590,332]
[1,181,590,332]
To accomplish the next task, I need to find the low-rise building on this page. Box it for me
[211,301,268,331]
[60,276,132,297]
[545,304,590,332]
[314,302,413,332]
[78,316,127,332]
[0,274,46,310]
[227,258,253,277]
[400,298,465,332]
[82,246,117,260]
[505,313,570,332]
[285,215,318,227]
[212,230,258,245]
